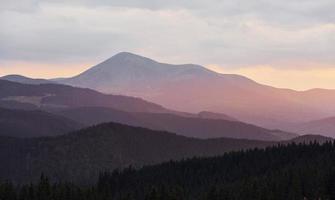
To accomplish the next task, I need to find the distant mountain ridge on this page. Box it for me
[0,74,53,85]
[0,107,83,137]
[0,80,296,140]
[56,52,335,129]
[56,106,297,141]
[0,121,328,183]
[0,79,169,113]
[287,117,335,138]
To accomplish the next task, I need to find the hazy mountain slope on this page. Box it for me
[197,111,237,121]
[0,121,326,183]
[58,52,335,128]
[287,117,335,138]
[0,79,294,140]
[57,107,297,140]
[0,108,83,137]
[288,134,333,144]
[0,80,169,113]
[0,122,275,183]
[0,75,53,85]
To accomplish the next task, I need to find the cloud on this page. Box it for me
[0,0,334,75]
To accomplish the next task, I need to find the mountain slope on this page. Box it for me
[197,111,237,121]
[0,80,169,113]
[0,108,83,137]
[287,117,335,138]
[288,134,333,144]
[58,52,335,128]
[0,121,327,183]
[57,106,297,140]
[0,74,53,85]
[0,122,274,183]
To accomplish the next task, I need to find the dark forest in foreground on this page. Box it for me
[2,142,335,200]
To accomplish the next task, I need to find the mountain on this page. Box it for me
[0,74,53,85]
[287,117,335,138]
[0,80,296,140]
[197,111,237,121]
[56,106,297,140]
[58,52,335,129]
[0,80,169,113]
[0,121,326,184]
[3,141,335,199]
[0,108,83,137]
[0,122,275,183]
[288,134,333,144]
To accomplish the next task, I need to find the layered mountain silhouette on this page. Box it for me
[0,74,53,85]
[57,52,335,128]
[287,117,335,138]
[56,106,297,140]
[0,80,295,140]
[0,107,83,137]
[197,111,237,121]
[0,80,169,113]
[0,122,327,183]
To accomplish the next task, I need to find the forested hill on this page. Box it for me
[0,122,273,183]
[1,142,335,200]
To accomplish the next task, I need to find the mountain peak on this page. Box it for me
[105,52,157,66]
[113,51,143,58]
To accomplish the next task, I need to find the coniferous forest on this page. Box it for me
[1,142,335,200]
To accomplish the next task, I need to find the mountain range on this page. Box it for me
[0,80,296,140]
[1,74,53,85]
[0,52,334,185]
[287,116,335,138]
[56,106,296,140]
[55,52,335,129]
[0,121,329,183]
[0,79,168,113]
[0,107,82,137]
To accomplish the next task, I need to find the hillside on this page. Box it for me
[0,80,296,140]
[0,80,169,113]
[58,52,335,129]
[0,74,53,85]
[287,117,335,138]
[0,108,83,137]
[2,141,335,200]
[197,111,237,121]
[0,122,276,183]
[0,121,327,183]
[57,106,297,140]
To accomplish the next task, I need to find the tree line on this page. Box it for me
[1,142,335,200]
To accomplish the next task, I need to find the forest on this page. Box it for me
[1,142,335,200]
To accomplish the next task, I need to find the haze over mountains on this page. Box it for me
[0,107,82,137]
[2,52,335,138]
[0,122,328,183]
[56,52,335,129]
[1,75,53,85]
[0,79,168,113]
[1,52,335,187]
[56,106,296,140]
[0,80,295,140]
[287,117,335,138]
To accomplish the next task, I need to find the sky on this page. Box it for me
[0,0,334,90]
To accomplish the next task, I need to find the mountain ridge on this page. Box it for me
[0,121,328,183]
[0,107,83,137]
[56,52,335,129]
[56,106,297,141]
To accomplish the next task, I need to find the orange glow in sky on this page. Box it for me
[0,61,94,79]
[1,61,335,91]
[207,64,335,91]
